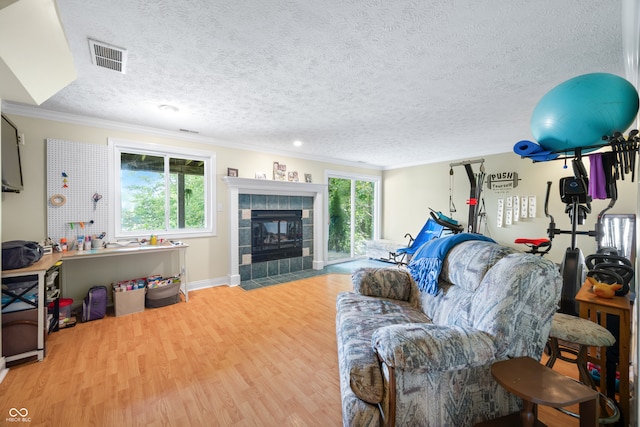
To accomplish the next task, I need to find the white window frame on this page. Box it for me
[108,138,216,239]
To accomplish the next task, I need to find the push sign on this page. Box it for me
[487,172,520,192]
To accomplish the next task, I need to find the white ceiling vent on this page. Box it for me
[88,39,127,74]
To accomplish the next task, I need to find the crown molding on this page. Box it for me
[1,101,385,171]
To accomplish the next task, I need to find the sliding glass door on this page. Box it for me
[327,173,379,263]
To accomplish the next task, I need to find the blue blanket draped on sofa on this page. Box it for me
[407,233,495,294]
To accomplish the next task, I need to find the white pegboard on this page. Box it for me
[47,139,108,245]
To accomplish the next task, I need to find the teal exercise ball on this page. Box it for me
[530,73,639,152]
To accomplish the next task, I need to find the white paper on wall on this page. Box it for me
[520,195,528,219]
[496,198,504,228]
[513,195,520,222]
[504,197,513,226]
[528,195,537,218]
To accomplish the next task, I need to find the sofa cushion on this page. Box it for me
[470,253,562,358]
[427,285,474,327]
[372,323,496,372]
[336,292,430,404]
[352,267,415,302]
[440,240,517,292]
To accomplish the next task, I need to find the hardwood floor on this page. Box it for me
[0,274,585,426]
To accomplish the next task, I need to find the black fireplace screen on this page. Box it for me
[251,210,303,262]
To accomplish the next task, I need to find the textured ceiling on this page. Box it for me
[6,0,626,168]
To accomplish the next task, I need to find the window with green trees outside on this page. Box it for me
[109,139,216,239]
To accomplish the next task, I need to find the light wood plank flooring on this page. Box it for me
[0,273,583,426]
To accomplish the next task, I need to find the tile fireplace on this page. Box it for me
[223,177,326,286]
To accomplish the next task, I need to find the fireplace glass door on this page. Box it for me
[251,210,303,263]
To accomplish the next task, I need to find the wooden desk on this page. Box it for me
[575,281,631,425]
[478,357,598,427]
[61,243,189,301]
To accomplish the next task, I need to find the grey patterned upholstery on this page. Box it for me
[336,239,563,426]
[549,312,615,347]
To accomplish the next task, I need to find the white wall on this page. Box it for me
[382,151,638,267]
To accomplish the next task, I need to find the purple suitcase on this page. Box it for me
[82,286,107,321]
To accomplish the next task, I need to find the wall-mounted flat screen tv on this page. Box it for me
[1,114,24,193]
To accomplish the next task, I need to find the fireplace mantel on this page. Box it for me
[223,177,327,285]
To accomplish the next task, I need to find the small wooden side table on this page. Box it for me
[575,281,631,425]
[476,357,598,427]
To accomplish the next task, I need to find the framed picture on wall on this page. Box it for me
[273,162,286,180]
[304,173,312,183]
[227,168,238,177]
[255,172,267,180]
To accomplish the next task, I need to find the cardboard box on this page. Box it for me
[113,287,145,317]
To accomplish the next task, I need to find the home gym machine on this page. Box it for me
[448,159,486,234]
[542,154,617,316]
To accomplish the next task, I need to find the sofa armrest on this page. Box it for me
[372,323,496,372]
[352,267,414,302]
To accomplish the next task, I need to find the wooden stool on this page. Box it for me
[546,312,619,423]
[546,313,615,385]
[477,357,598,427]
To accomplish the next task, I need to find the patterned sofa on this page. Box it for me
[335,238,563,426]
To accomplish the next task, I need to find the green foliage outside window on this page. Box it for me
[328,177,374,255]
[329,189,349,252]
[120,153,206,233]
[354,180,374,254]
[170,175,205,229]
[121,170,165,231]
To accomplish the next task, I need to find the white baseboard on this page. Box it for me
[186,277,230,292]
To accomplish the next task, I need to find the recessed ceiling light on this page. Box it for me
[293,140,303,147]
[158,104,179,113]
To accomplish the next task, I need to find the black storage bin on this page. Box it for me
[2,308,39,357]
[145,281,180,308]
